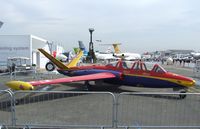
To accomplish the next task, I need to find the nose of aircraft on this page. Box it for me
[182,78,196,87]
[190,79,196,86]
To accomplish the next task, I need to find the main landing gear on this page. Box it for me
[84,81,91,91]
[45,62,55,71]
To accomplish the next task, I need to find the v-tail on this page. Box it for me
[38,48,83,70]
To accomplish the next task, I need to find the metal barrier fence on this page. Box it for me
[0,90,200,129]
[0,90,115,129]
[116,92,200,128]
[0,90,15,127]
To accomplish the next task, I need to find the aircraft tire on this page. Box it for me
[179,91,187,99]
[45,62,55,71]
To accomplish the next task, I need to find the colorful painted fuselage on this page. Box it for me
[57,60,195,89]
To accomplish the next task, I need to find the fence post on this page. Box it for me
[6,90,16,126]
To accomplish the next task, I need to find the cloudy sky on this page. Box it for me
[1,0,200,53]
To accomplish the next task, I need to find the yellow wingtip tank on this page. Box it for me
[6,81,34,90]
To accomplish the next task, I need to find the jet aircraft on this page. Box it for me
[6,49,196,99]
[112,43,141,60]
[98,43,141,61]
[191,52,200,60]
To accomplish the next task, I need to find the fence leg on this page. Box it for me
[125,126,129,129]
[0,125,8,129]
[10,92,16,126]
[23,125,30,129]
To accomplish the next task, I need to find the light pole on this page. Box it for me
[89,28,94,53]
[87,28,96,63]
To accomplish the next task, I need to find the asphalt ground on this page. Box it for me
[0,63,200,128]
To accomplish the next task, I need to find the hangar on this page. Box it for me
[0,35,50,69]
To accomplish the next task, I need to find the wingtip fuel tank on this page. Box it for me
[6,81,34,90]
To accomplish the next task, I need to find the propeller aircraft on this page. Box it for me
[6,48,196,99]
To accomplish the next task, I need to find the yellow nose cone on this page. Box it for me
[184,79,196,87]
[6,81,34,90]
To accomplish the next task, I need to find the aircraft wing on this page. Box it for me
[6,72,116,90]
[29,72,116,86]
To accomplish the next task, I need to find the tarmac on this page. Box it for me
[0,62,200,128]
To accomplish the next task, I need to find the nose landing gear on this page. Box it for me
[179,91,187,99]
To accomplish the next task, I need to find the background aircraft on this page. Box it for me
[98,43,141,61]
[6,48,195,99]
[191,52,200,60]
[111,43,141,60]
[78,41,88,57]
[95,45,118,62]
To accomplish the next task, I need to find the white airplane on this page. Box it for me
[111,43,141,61]
[95,48,118,61]
[191,52,200,60]
[96,43,141,62]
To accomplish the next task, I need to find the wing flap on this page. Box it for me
[29,72,116,86]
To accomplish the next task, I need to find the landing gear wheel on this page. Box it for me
[45,62,55,71]
[84,81,92,91]
[179,91,187,99]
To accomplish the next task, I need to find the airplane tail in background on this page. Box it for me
[99,43,121,54]
[38,49,83,69]
[78,41,88,56]
[66,50,83,68]
[112,43,121,54]
[78,41,86,51]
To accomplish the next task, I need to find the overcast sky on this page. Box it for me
[1,0,200,53]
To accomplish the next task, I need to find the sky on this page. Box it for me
[1,0,200,54]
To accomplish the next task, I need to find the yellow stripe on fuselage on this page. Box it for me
[124,73,195,87]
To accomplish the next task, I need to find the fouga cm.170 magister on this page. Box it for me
[6,48,195,99]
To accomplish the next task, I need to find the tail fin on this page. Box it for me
[38,49,83,69]
[78,41,86,51]
[38,49,68,70]
[78,41,88,56]
[112,43,121,54]
[66,50,83,68]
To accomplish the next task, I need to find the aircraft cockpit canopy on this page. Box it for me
[131,61,167,73]
[151,64,166,73]
[131,61,148,71]
[106,60,131,69]
[106,60,167,73]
